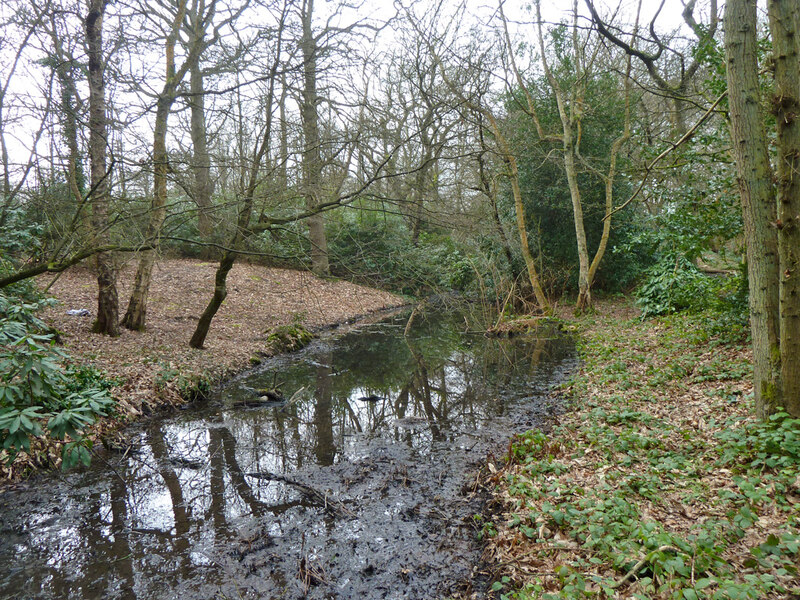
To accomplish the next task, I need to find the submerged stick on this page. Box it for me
[246,470,354,518]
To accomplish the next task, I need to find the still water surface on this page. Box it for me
[0,308,576,599]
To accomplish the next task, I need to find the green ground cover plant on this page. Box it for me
[483,301,800,599]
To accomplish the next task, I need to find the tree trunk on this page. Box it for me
[767,0,800,418]
[85,0,119,337]
[411,147,431,246]
[300,0,329,276]
[190,62,214,240]
[122,0,190,331]
[121,98,171,331]
[477,126,516,277]
[725,0,782,418]
[190,251,235,348]
[507,153,550,312]
[563,141,592,312]
[188,9,214,242]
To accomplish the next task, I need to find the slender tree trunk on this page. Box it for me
[190,251,235,348]
[279,74,289,190]
[506,151,550,312]
[767,0,800,418]
[122,0,191,331]
[85,0,119,336]
[121,97,171,331]
[411,146,431,246]
[188,1,214,242]
[49,28,85,213]
[725,0,782,418]
[300,0,329,276]
[477,131,516,275]
[563,141,592,311]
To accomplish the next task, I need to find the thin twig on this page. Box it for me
[604,90,727,221]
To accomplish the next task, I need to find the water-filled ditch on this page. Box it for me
[0,307,576,599]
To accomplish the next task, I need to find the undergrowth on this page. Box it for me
[485,306,800,599]
[0,292,118,470]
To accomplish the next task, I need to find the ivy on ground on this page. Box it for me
[484,305,800,600]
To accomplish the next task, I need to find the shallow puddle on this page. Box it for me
[0,308,576,599]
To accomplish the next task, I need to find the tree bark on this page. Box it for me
[725,0,782,418]
[188,0,214,242]
[300,0,329,276]
[85,0,119,337]
[767,0,800,418]
[190,251,235,348]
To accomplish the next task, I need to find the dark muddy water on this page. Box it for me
[0,308,576,600]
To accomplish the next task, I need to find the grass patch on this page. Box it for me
[483,302,800,599]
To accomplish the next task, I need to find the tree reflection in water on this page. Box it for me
[0,310,574,600]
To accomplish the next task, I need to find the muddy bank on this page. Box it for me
[0,309,577,599]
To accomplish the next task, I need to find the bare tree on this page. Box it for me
[585,0,718,135]
[299,0,329,275]
[499,0,632,311]
[0,2,53,228]
[187,0,216,241]
[189,2,288,349]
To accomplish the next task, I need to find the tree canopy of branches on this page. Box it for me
[0,0,797,419]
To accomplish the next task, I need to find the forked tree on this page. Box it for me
[500,0,632,313]
[122,0,219,331]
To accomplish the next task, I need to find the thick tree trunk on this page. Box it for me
[725,0,782,418]
[301,0,329,276]
[767,0,800,418]
[85,0,119,336]
[189,47,213,240]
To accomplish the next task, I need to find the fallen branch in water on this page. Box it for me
[246,470,354,518]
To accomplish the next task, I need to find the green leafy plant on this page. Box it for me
[0,292,116,469]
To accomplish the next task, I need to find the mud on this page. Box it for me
[0,308,576,599]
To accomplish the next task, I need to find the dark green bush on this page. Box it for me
[635,256,712,318]
[636,255,748,332]
[326,219,477,295]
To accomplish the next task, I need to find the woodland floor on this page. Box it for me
[3,258,405,477]
[481,299,800,599]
